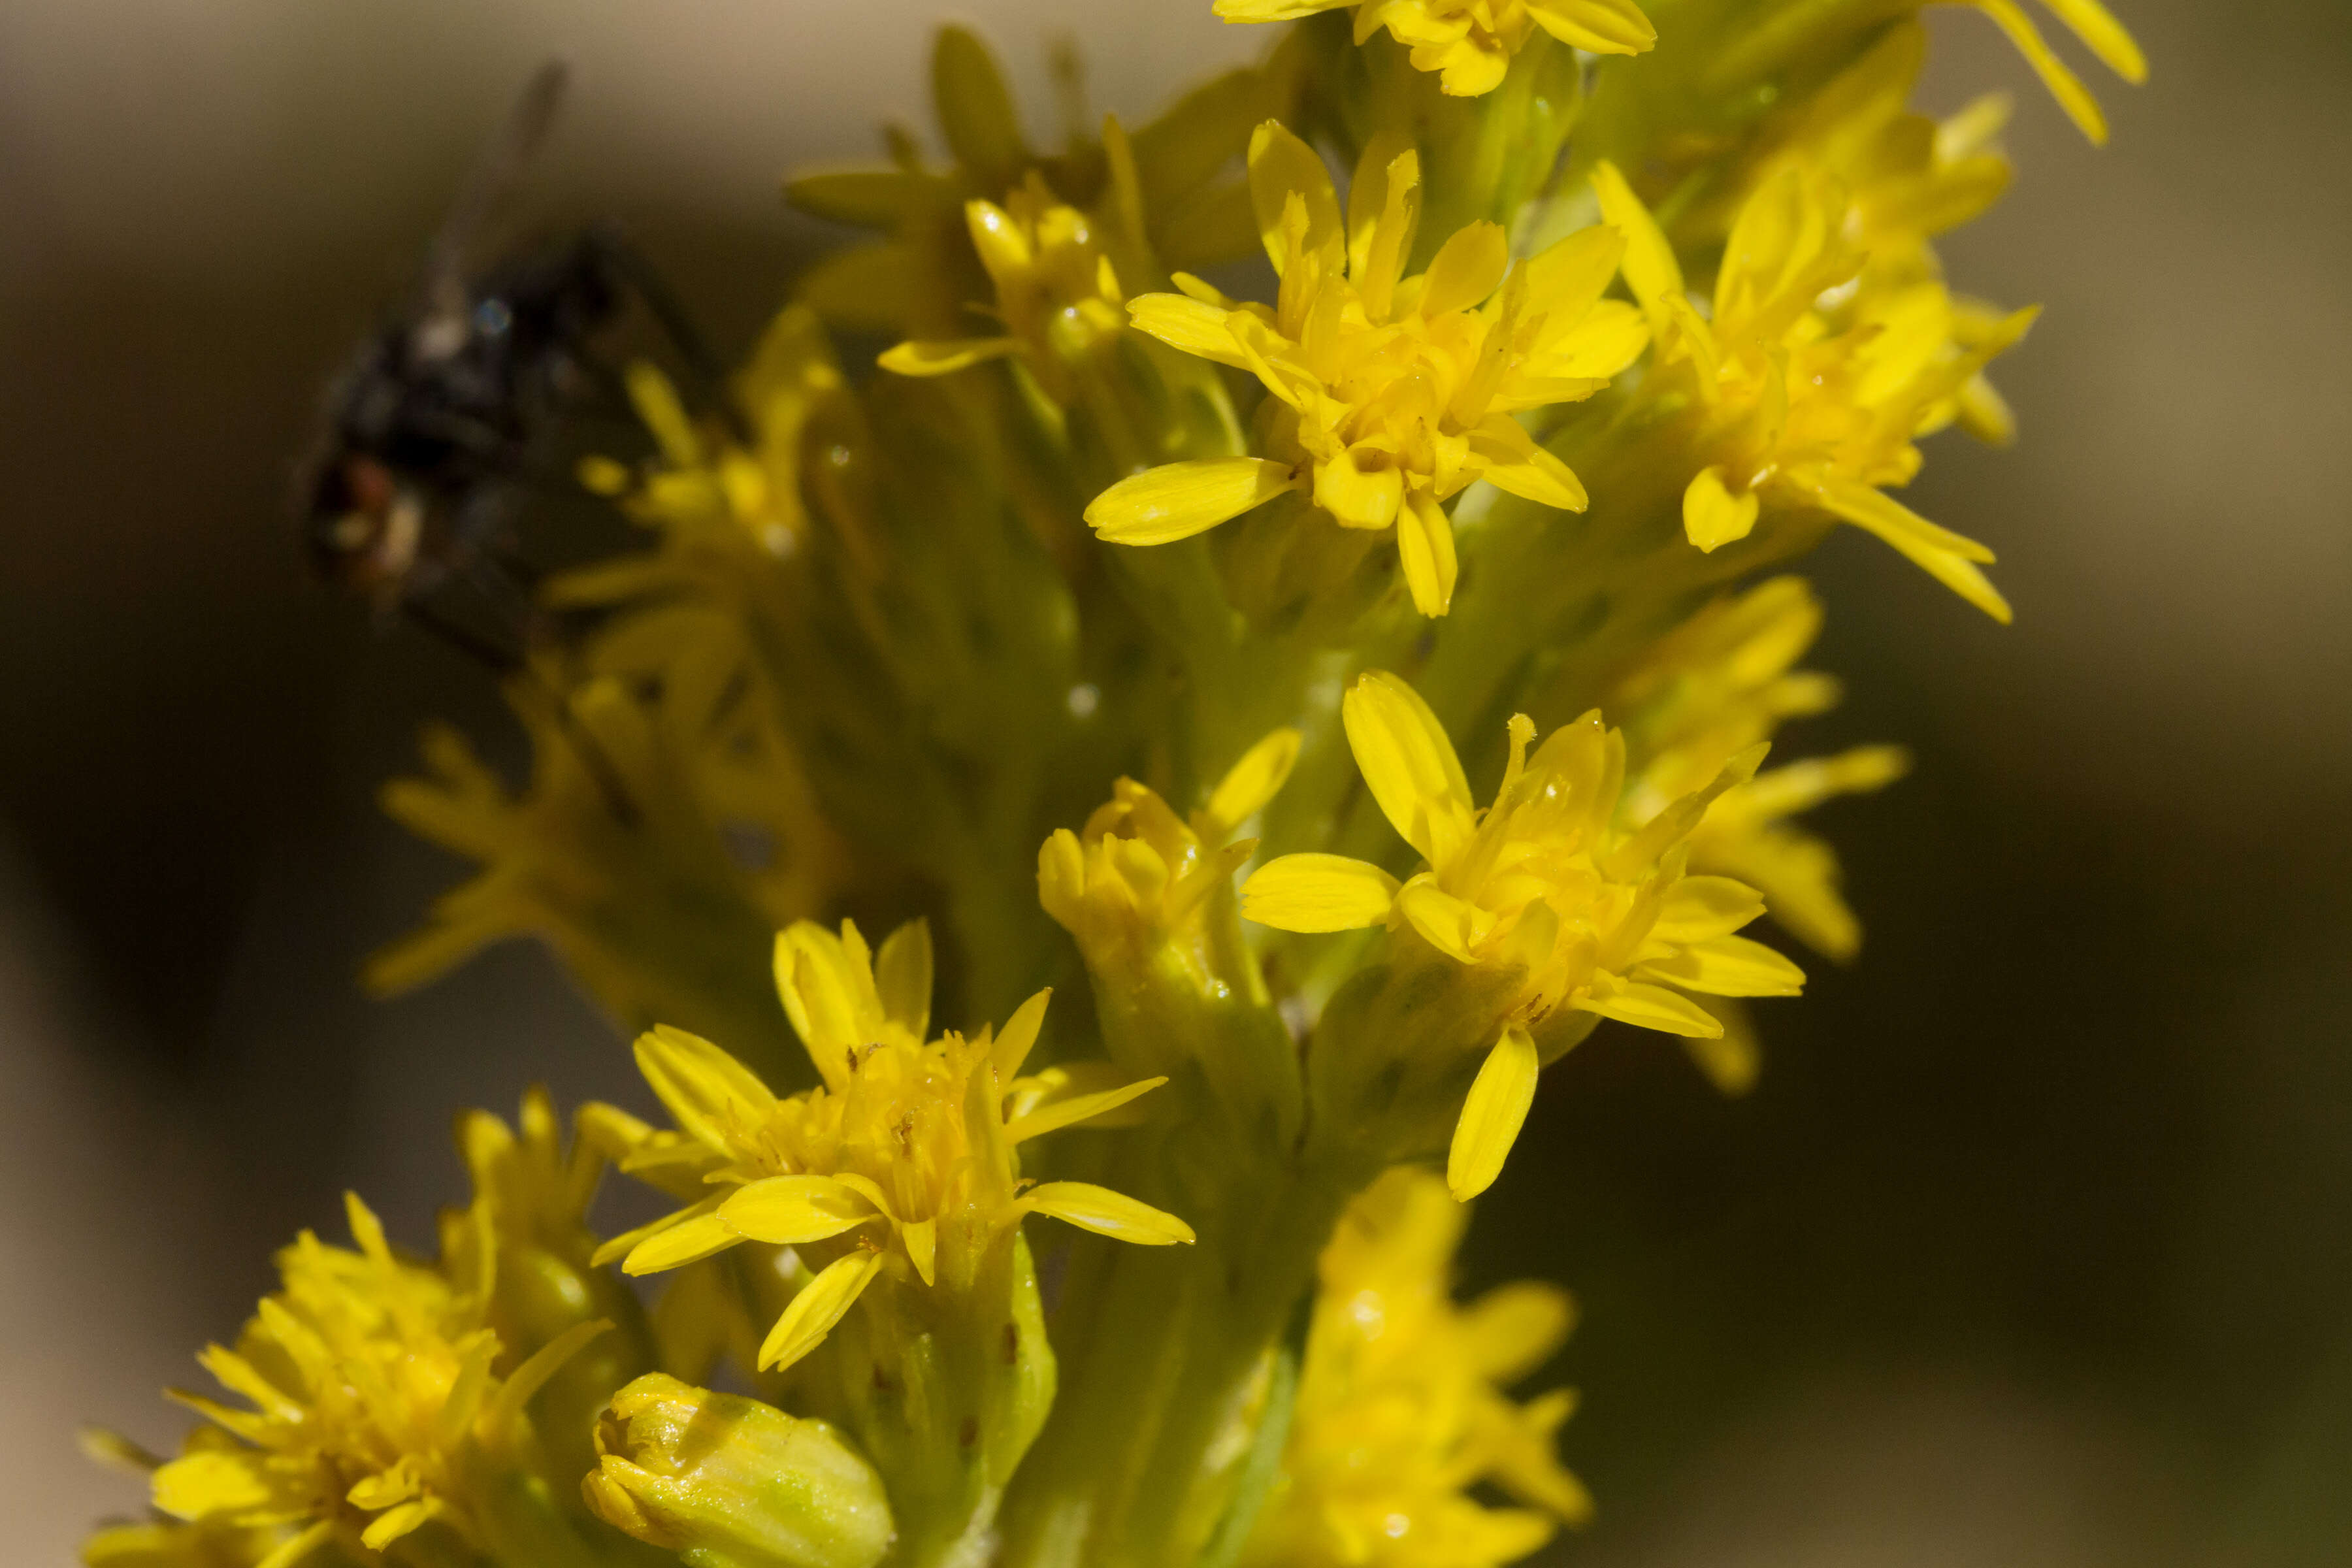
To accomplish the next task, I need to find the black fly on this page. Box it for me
[299,61,745,825]
[299,59,729,665]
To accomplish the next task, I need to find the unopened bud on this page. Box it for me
[585,1375,894,1568]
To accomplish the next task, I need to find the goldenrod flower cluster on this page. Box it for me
[86,5,2140,1568]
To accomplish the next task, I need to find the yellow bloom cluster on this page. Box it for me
[144,1196,609,1563]
[1090,122,1646,615]
[879,171,1132,402]
[1247,672,1801,1195]
[1611,577,1908,965]
[90,7,2149,1568]
[1039,726,1301,960]
[593,918,1191,1373]
[1596,159,2033,621]
[1243,1168,1588,1568]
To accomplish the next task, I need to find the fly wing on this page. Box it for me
[412,58,571,360]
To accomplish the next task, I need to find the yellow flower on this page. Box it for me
[1038,726,1301,958]
[367,657,840,1079]
[79,1432,292,1568]
[1593,159,2034,623]
[1725,22,2014,266]
[1088,122,1649,617]
[572,304,848,575]
[149,1195,608,1562]
[1243,672,1801,1196]
[1242,1168,1588,1568]
[1610,578,1908,964]
[593,917,1194,1372]
[879,171,1132,402]
[1214,0,1654,97]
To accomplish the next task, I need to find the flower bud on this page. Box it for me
[584,1375,894,1568]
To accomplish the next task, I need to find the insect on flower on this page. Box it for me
[297,60,733,667]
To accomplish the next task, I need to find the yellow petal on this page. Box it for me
[1347,140,1421,318]
[1579,978,1723,1037]
[483,1319,613,1439]
[719,1175,878,1245]
[902,1219,938,1287]
[1473,425,1590,512]
[2038,0,2147,80]
[591,1193,723,1269]
[758,1250,885,1372]
[1201,727,1303,836]
[1127,293,1249,367]
[1967,0,2110,142]
[1650,876,1769,943]
[1682,1000,1761,1096]
[1590,161,1684,308]
[1216,0,1332,21]
[632,1025,775,1152]
[1342,671,1473,861]
[1735,747,1911,821]
[1241,853,1401,931]
[1022,1182,1196,1245]
[1523,301,1650,383]
[1249,120,1343,272]
[1396,877,1495,963]
[877,336,1019,377]
[1526,0,1656,55]
[1420,221,1509,316]
[623,1209,743,1275]
[1462,1281,1576,1380]
[1521,223,1626,323]
[152,1450,276,1520]
[1638,934,1806,998]
[874,919,933,1042]
[1315,446,1406,531]
[1449,1026,1541,1200]
[991,987,1054,1079]
[1005,1076,1168,1143]
[931,25,1028,188]
[359,1499,444,1552]
[1086,457,1298,545]
[1684,466,1761,551]
[776,920,885,1077]
[785,168,934,226]
[1396,492,1460,615]
[1808,476,2012,623]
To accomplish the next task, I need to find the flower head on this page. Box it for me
[879,171,1132,402]
[1088,123,1649,617]
[1244,672,1801,1196]
[584,1375,895,1568]
[1214,0,1654,97]
[148,1195,608,1562]
[1610,578,1908,964]
[1039,726,1301,958]
[367,652,841,1083]
[1241,1168,1588,1568]
[573,304,849,574]
[595,918,1194,1372]
[1594,159,2034,623]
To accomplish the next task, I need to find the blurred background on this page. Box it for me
[1,1,2344,1563]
